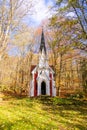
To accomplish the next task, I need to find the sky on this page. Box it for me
[25,0,55,26]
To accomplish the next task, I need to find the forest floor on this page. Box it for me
[0,94,87,130]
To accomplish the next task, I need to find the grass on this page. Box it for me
[0,95,87,130]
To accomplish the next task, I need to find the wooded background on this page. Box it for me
[0,0,87,97]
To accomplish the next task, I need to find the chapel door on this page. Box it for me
[41,81,46,95]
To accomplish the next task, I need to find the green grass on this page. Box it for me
[0,95,87,130]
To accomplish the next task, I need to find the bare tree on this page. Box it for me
[0,0,34,60]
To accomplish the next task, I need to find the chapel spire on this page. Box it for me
[40,29,46,54]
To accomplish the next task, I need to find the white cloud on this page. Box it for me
[66,12,75,17]
[31,0,54,25]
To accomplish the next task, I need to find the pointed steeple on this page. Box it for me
[40,29,46,54]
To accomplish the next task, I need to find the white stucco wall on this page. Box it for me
[30,80,34,96]
[52,80,56,96]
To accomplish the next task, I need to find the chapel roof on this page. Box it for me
[31,65,54,72]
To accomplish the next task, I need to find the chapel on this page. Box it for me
[30,29,56,97]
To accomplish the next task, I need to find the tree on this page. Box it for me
[47,11,86,96]
[56,0,87,52]
[47,16,78,95]
[80,57,87,94]
[9,25,35,95]
[0,0,33,60]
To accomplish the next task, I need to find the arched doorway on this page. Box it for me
[41,81,46,95]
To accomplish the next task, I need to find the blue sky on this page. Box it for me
[45,0,55,5]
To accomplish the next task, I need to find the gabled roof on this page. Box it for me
[31,65,54,74]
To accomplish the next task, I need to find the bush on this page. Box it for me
[67,92,85,99]
[52,97,72,105]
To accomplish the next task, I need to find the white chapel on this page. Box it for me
[30,30,56,97]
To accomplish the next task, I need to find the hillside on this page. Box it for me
[0,95,87,130]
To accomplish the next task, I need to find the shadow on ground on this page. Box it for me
[33,96,87,130]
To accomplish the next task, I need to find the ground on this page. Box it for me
[0,95,87,130]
